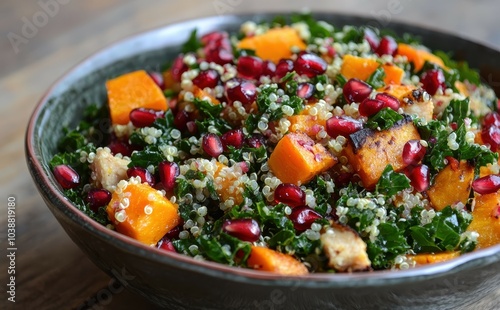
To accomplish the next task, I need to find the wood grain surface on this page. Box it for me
[1,0,499,309]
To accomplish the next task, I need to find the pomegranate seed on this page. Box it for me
[164,225,182,239]
[174,110,189,131]
[127,167,155,187]
[200,31,227,45]
[472,175,500,195]
[481,126,500,152]
[236,161,250,174]
[326,45,336,58]
[221,128,244,150]
[129,108,165,128]
[158,161,180,192]
[226,79,257,106]
[364,28,380,51]
[446,156,460,170]
[326,116,363,138]
[158,238,176,252]
[343,78,373,104]
[402,140,426,165]
[297,83,315,100]
[274,59,294,80]
[53,165,80,189]
[245,134,265,148]
[192,69,219,89]
[274,183,306,208]
[202,133,224,157]
[375,36,398,56]
[171,55,188,82]
[202,31,231,52]
[205,48,233,66]
[375,93,400,111]
[186,121,198,134]
[483,112,500,127]
[149,72,164,89]
[86,189,112,212]
[421,69,446,96]
[262,60,276,77]
[288,206,322,232]
[107,140,132,157]
[359,98,385,117]
[407,164,430,192]
[222,218,261,242]
[294,52,327,78]
[237,56,264,80]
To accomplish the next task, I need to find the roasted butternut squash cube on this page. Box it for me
[344,115,421,189]
[268,132,336,185]
[381,63,405,85]
[107,182,180,246]
[213,162,244,205]
[340,55,405,85]
[408,251,460,265]
[467,192,500,248]
[106,70,167,125]
[396,43,445,72]
[427,159,474,211]
[246,246,308,275]
[237,27,307,63]
[287,115,325,138]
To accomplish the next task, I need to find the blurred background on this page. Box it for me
[1,0,499,309]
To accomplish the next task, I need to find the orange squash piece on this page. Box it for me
[106,182,180,246]
[213,162,244,205]
[247,246,308,275]
[340,55,405,85]
[268,132,336,185]
[397,43,445,72]
[106,70,168,125]
[237,27,307,63]
[343,116,421,189]
[409,252,460,265]
[427,159,474,211]
[287,115,325,138]
[467,192,500,248]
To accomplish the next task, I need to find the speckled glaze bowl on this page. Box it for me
[26,13,500,310]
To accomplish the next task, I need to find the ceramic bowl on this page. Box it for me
[26,13,500,310]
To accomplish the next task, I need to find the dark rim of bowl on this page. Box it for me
[26,12,500,288]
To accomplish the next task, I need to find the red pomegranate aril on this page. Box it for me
[472,175,500,195]
[221,128,244,150]
[129,108,165,128]
[149,71,164,89]
[274,59,294,80]
[245,134,265,148]
[107,140,133,157]
[202,133,224,157]
[186,121,198,134]
[174,110,189,131]
[375,93,400,111]
[289,206,322,232]
[53,165,80,189]
[294,52,327,78]
[236,161,250,174]
[158,238,176,252]
[408,164,430,192]
[402,140,426,165]
[274,183,306,208]
[237,56,264,80]
[164,225,182,239]
[483,112,500,127]
[364,28,380,51]
[158,161,180,192]
[359,98,385,117]
[226,79,257,105]
[297,83,315,100]
[343,78,373,104]
[326,116,363,138]
[375,36,398,56]
[262,60,276,77]
[200,31,227,45]
[86,189,112,212]
[205,48,233,66]
[222,218,261,242]
[192,69,220,89]
[481,126,500,152]
[171,55,188,82]
[421,69,446,96]
[127,166,155,187]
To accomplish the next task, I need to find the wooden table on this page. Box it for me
[1,0,499,309]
